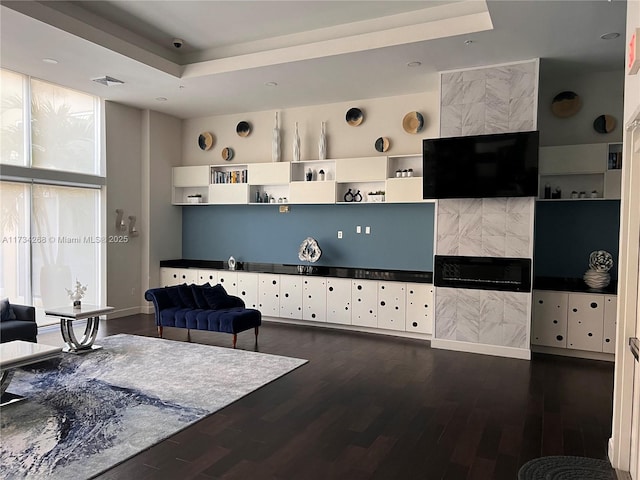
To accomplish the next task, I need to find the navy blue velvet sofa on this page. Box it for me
[1,299,38,344]
[144,283,261,348]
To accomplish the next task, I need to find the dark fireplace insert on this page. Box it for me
[434,255,532,292]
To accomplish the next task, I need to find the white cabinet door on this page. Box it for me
[326,278,351,325]
[289,181,336,204]
[405,283,433,334]
[603,295,617,354]
[377,282,406,331]
[173,166,210,187]
[248,162,291,184]
[335,156,387,182]
[160,267,181,287]
[174,268,198,285]
[197,269,218,285]
[259,273,280,317]
[385,177,423,203]
[237,272,259,309]
[217,271,238,295]
[351,279,378,328]
[208,184,249,204]
[538,144,607,174]
[280,275,303,320]
[567,293,604,352]
[303,277,327,322]
[532,291,568,348]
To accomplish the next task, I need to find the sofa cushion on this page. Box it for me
[164,285,184,308]
[207,307,261,334]
[202,284,234,309]
[1,298,16,322]
[191,283,211,310]
[178,284,197,309]
[1,319,37,343]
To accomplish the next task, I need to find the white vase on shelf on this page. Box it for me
[272,112,280,163]
[318,121,326,161]
[293,122,300,162]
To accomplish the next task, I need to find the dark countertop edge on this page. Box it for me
[534,276,618,295]
[160,259,433,283]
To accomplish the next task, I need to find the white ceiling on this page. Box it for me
[0,0,628,119]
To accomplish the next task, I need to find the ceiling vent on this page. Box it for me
[92,76,124,87]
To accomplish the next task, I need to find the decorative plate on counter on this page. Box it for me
[402,111,424,134]
[345,107,364,126]
[236,121,252,137]
[221,147,234,161]
[198,132,215,151]
[375,137,390,152]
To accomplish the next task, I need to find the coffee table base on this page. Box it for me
[1,391,25,407]
[62,344,103,354]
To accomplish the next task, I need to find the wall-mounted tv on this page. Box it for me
[423,131,539,199]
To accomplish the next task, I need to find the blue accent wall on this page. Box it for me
[182,203,435,271]
[534,200,620,278]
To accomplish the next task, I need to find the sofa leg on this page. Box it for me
[157,326,163,338]
[232,334,237,349]
[255,326,259,340]
[187,329,191,342]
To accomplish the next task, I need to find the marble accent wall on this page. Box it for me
[436,198,534,257]
[440,61,537,137]
[434,60,538,356]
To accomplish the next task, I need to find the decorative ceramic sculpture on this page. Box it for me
[318,121,326,160]
[272,112,280,162]
[298,237,322,263]
[583,250,613,289]
[293,122,300,162]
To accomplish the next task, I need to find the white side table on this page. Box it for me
[45,305,114,353]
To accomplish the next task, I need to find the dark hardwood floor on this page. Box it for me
[38,315,614,480]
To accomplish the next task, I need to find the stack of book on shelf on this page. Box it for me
[212,169,248,184]
[608,152,622,170]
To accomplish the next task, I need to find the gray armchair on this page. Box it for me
[0,303,38,343]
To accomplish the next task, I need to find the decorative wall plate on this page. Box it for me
[375,137,390,152]
[221,147,234,161]
[402,111,424,134]
[198,132,214,151]
[236,121,251,137]
[593,114,616,133]
[551,91,582,118]
[345,107,364,126]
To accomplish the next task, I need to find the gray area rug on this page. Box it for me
[518,456,616,480]
[0,334,307,479]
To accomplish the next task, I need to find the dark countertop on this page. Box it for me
[534,276,618,295]
[160,259,433,284]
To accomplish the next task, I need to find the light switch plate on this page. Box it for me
[356,226,361,234]
[337,231,343,239]
[365,226,371,234]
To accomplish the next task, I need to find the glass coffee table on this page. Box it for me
[45,304,114,353]
[0,340,62,406]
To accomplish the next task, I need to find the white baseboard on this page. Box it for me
[107,306,143,319]
[531,345,614,362]
[431,338,531,360]
[262,316,432,342]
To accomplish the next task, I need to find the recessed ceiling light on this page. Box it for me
[265,81,278,87]
[42,58,58,64]
[464,40,474,46]
[155,97,168,102]
[407,61,422,68]
[600,32,620,40]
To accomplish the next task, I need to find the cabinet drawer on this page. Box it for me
[539,144,606,174]
[248,162,291,185]
[567,293,604,352]
[532,291,568,348]
[209,184,249,204]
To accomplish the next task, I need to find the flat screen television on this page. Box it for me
[423,131,539,199]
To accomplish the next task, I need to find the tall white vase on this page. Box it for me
[272,112,280,162]
[293,122,300,162]
[318,121,326,160]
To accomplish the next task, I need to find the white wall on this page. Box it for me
[538,67,624,146]
[141,110,182,302]
[105,101,143,318]
[181,91,439,166]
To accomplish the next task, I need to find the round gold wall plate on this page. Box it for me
[221,147,234,161]
[593,114,616,133]
[198,132,214,151]
[402,111,424,134]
